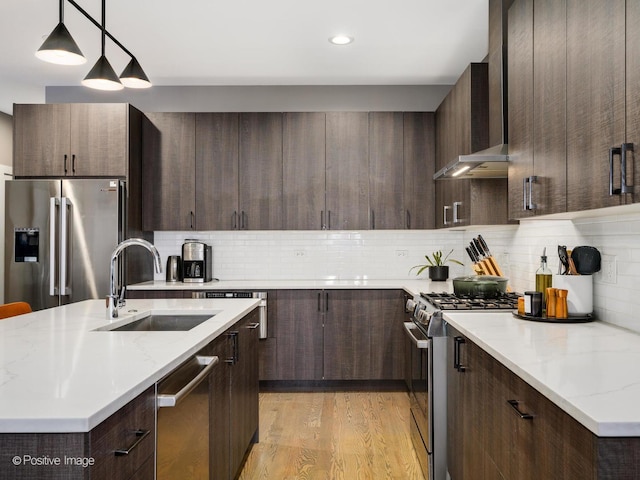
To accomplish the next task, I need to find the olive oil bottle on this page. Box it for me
[535,248,553,311]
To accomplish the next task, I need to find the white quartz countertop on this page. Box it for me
[443,312,640,437]
[128,279,450,298]
[0,298,260,434]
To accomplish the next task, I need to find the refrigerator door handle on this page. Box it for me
[49,198,59,296]
[60,197,72,296]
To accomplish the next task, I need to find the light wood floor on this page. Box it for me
[239,391,425,480]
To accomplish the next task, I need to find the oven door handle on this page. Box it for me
[404,322,430,349]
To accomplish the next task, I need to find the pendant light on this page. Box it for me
[35,0,86,65]
[81,0,123,91]
[119,57,151,89]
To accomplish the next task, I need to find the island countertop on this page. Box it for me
[0,298,260,434]
[443,311,640,437]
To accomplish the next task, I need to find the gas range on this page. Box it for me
[421,292,520,311]
[406,291,520,337]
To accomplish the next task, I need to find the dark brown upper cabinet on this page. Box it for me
[566,0,639,211]
[509,0,639,218]
[239,113,284,230]
[142,112,196,231]
[508,0,567,219]
[282,112,326,230]
[404,112,436,229]
[13,103,134,178]
[369,112,405,229]
[196,113,240,230]
[435,64,508,227]
[325,112,370,230]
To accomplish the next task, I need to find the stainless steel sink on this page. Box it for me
[97,314,216,332]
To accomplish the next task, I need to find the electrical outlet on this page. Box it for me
[396,250,409,257]
[601,255,616,284]
[294,250,306,257]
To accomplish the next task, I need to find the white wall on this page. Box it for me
[45,85,451,112]
[153,230,467,282]
[156,205,640,334]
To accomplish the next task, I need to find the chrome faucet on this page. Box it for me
[108,238,162,319]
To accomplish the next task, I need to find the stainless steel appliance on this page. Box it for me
[4,179,146,311]
[166,255,182,282]
[405,291,520,480]
[182,240,213,282]
[157,352,219,480]
[192,291,268,339]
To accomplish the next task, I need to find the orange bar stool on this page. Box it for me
[0,302,32,319]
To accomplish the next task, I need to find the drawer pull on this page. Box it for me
[507,399,533,420]
[247,322,260,329]
[114,429,151,456]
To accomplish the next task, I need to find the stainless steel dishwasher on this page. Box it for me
[156,353,219,480]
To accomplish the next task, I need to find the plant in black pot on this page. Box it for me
[410,249,463,281]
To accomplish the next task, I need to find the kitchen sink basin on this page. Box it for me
[96,314,216,332]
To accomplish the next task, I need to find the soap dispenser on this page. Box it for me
[535,247,553,310]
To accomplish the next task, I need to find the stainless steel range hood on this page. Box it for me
[433,144,509,180]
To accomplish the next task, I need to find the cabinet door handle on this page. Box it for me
[63,154,68,175]
[453,201,462,224]
[189,211,194,229]
[524,176,537,210]
[443,205,451,226]
[621,143,634,194]
[454,336,466,372]
[325,292,329,312]
[327,210,331,230]
[507,399,534,420]
[406,210,411,229]
[225,331,239,364]
[71,154,76,174]
[247,322,260,330]
[114,429,151,456]
[321,210,325,230]
[232,211,238,230]
[241,211,246,230]
[371,210,375,229]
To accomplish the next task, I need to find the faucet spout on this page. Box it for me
[108,238,162,319]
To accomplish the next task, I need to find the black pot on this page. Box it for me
[429,266,449,281]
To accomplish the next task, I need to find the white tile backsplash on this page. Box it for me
[154,207,640,333]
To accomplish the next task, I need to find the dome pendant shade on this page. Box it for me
[81,55,124,90]
[119,57,152,88]
[35,22,86,65]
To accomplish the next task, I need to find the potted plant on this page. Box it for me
[411,249,463,281]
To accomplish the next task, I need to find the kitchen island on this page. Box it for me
[0,298,259,433]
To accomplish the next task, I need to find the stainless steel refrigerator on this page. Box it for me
[5,178,130,310]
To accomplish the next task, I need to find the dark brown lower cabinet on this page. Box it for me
[324,289,405,380]
[209,309,260,480]
[447,327,640,480]
[0,386,155,480]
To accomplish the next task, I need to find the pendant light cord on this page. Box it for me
[101,0,106,56]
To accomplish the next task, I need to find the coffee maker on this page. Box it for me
[182,240,213,282]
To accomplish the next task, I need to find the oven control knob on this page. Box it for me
[416,309,432,324]
[405,298,417,312]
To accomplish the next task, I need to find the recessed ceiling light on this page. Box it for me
[329,35,354,45]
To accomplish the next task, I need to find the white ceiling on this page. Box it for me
[0,0,489,114]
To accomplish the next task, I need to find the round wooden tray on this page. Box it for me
[512,311,595,323]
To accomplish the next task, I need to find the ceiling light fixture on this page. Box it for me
[329,35,354,45]
[37,0,151,90]
[35,0,86,65]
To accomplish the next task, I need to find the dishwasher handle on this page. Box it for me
[157,356,219,408]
